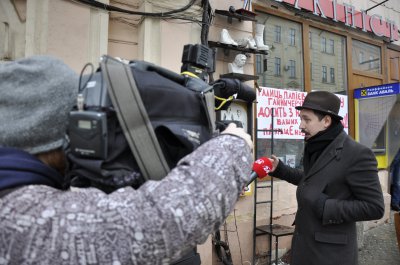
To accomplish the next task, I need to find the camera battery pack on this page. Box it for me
[68,111,108,159]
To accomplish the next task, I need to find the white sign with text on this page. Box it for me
[257,87,348,139]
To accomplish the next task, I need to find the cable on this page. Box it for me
[69,0,197,17]
[200,0,210,45]
[78,62,94,93]
[213,229,233,265]
[365,0,389,13]
[70,0,205,25]
[160,15,206,25]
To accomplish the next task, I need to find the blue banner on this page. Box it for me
[354,83,400,99]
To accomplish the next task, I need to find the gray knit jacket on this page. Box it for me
[0,134,252,265]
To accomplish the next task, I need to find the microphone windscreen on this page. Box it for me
[252,157,273,178]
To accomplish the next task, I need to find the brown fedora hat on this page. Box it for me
[295,91,343,120]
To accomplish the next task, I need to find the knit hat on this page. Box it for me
[0,55,79,154]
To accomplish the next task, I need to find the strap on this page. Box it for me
[100,56,170,181]
[203,89,216,133]
[180,72,216,135]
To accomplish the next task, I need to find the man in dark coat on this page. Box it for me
[269,91,385,265]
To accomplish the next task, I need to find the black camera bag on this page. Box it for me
[67,57,214,193]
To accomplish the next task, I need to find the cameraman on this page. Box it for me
[0,55,253,264]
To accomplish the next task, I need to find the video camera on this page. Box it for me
[66,44,256,192]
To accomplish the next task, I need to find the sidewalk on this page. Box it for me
[358,210,400,265]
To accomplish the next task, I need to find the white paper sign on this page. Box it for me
[257,87,348,139]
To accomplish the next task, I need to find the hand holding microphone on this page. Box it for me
[270,155,280,171]
[246,157,274,186]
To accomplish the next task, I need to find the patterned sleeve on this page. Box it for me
[0,134,252,265]
[131,134,253,262]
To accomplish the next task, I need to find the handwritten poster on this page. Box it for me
[257,87,348,139]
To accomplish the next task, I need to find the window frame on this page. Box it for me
[322,65,327,82]
[321,36,327,53]
[329,39,335,54]
[275,25,282,43]
[253,5,386,138]
[330,67,335,83]
[289,59,296,78]
[274,57,281,76]
[289,28,296,46]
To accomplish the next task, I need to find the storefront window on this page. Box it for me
[310,27,347,94]
[358,95,396,152]
[352,40,381,74]
[255,13,304,169]
[257,13,304,90]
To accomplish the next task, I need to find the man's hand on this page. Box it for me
[270,155,280,172]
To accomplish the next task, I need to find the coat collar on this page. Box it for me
[0,147,64,191]
[304,131,347,180]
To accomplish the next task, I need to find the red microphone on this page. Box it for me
[247,157,273,186]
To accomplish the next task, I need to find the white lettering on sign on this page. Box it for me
[273,0,399,41]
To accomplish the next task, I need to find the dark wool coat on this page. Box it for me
[271,131,385,265]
